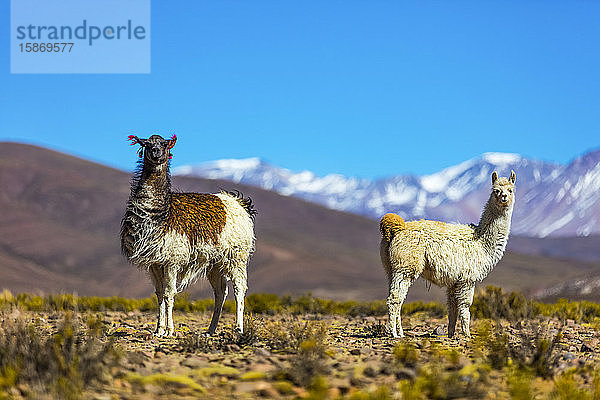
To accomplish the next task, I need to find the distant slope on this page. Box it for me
[532,272,600,303]
[0,142,598,301]
[176,148,600,237]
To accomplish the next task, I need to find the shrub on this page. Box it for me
[470,319,509,370]
[288,322,330,387]
[178,313,261,353]
[364,320,387,337]
[393,342,419,368]
[471,286,536,321]
[0,311,120,399]
[263,320,329,353]
[535,299,600,323]
[245,293,282,314]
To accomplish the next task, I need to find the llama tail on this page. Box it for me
[380,213,406,242]
[226,190,257,221]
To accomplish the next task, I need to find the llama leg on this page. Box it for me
[163,267,178,337]
[232,267,248,334]
[387,273,411,338]
[207,268,228,335]
[447,285,459,338]
[457,284,475,338]
[149,266,166,336]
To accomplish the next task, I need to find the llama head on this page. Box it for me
[491,170,516,208]
[128,134,177,164]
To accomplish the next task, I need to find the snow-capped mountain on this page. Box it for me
[174,149,600,237]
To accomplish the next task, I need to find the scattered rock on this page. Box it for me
[92,395,112,400]
[181,356,209,369]
[250,362,275,374]
[329,377,352,393]
[363,361,380,377]
[236,381,277,397]
[395,368,417,380]
[254,348,272,358]
[224,343,241,352]
[515,320,525,329]
[432,325,445,336]
[581,340,598,353]
[359,347,372,356]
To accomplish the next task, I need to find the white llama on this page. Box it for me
[379,170,516,338]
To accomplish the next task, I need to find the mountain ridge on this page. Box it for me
[175,148,600,237]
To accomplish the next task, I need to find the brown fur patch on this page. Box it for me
[166,193,226,244]
[380,213,406,242]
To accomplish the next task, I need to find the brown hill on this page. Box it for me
[0,142,598,302]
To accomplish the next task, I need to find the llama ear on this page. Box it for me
[167,134,177,150]
[492,171,498,184]
[127,135,146,158]
[127,135,146,146]
[510,170,516,184]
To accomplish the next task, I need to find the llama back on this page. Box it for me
[168,193,227,245]
[215,191,256,256]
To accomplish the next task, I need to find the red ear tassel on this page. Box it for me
[168,134,177,149]
[127,135,138,145]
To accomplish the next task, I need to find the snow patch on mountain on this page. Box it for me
[174,150,600,237]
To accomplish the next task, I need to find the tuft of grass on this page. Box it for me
[306,375,329,400]
[236,313,261,346]
[347,387,392,400]
[262,319,330,354]
[285,321,331,387]
[192,366,240,378]
[550,370,591,400]
[239,371,266,381]
[273,380,295,395]
[0,311,120,399]
[470,319,510,370]
[393,342,419,368]
[125,372,205,393]
[507,368,535,400]
[364,320,387,337]
[178,313,261,353]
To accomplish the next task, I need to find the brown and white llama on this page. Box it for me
[121,134,256,337]
[379,170,516,338]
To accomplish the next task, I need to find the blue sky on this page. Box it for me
[1,1,599,178]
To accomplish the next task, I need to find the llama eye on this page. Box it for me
[508,189,513,193]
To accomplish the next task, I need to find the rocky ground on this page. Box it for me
[3,309,600,399]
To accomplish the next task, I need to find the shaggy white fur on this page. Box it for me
[380,171,516,338]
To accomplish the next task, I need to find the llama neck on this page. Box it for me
[476,194,514,262]
[129,161,171,213]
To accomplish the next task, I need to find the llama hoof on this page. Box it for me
[202,331,215,338]
[154,328,167,337]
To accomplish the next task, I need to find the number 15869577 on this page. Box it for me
[19,43,74,52]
